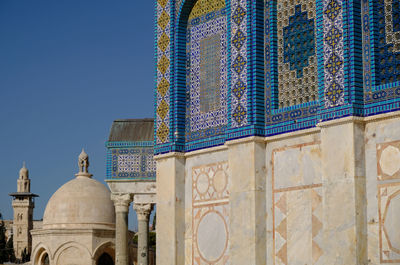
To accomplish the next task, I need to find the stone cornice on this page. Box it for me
[154,152,185,161]
[225,136,265,146]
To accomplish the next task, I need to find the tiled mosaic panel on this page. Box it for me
[363,0,400,104]
[176,0,225,18]
[200,35,221,112]
[111,148,156,178]
[231,0,248,127]
[374,0,400,86]
[156,0,171,144]
[277,0,318,108]
[362,0,373,93]
[186,6,228,142]
[323,0,345,107]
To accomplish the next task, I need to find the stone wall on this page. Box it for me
[156,111,400,265]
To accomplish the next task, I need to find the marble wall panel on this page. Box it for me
[270,140,323,265]
[365,115,400,264]
[185,151,229,265]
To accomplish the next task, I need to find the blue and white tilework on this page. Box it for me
[176,0,183,15]
[361,0,372,93]
[277,0,318,108]
[111,148,156,179]
[374,0,400,86]
[231,0,248,127]
[186,8,228,141]
[156,0,171,144]
[323,0,345,107]
[383,0,400,53]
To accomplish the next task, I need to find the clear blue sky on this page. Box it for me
[0,0,155,230]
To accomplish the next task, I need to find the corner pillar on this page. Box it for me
[155,153,185,265]
[134,203,153,265]
[227,137,266,265]
[111,193,133,265]
[319,118,367,264]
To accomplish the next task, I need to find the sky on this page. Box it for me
[0,0,155,230]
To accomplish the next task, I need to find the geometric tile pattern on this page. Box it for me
[378,182,400,263]
[283,5,315,78]
[111,147,156,178]
[278,1,318,107]
[273,187,323,265]
[156,0,171,144]
[152,0,400,154]
[361,0,372,93]
[192,162,229,265]
[377,141,400,180]
[188,0,225,20]
[231,0,248,127]
[272,141,323,265]
[265,0,320,129]
[323,0,345,107]
[374,0,400,86]
[186,6,228,142]
[362,0,400,111]
[376,140,400,262]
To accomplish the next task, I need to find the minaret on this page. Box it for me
[9,163,38,261]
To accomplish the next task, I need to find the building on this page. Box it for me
[30,150,117,265]
[9,163,38,260]
[149,0,400,264]
[105,119,156,265]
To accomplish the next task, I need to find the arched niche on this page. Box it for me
[97,253,114,265]
[175,0,229,145]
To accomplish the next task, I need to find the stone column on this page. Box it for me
[155,152,185,265]
[227,137,266,265]
[319,118,367,264]
[111,193,133,265]
[133,203,153,265]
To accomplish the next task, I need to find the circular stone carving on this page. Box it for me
[196,173,209,195]
[197,211,227,262]
[383,191,400,253]
[213,169,227,193]
[380,146,400,176]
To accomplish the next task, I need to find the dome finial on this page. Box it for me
[76,149,92,178]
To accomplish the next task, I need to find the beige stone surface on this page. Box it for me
[155,153,185,265]
[365,113,400,263]
[186,150,229,265]
[319,120,367,265]
[43,176,115,229]
[228,139,266,265]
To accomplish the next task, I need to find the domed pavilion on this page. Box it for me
[30,150,116,265]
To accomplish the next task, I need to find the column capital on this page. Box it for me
[133,203,153,221]
[111,193,132,213]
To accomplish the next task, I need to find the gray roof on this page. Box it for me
[108,119,154,142]
[9,192,38,197]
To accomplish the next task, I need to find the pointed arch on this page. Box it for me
[174,0,229,149]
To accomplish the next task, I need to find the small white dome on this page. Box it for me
[43,176,115,229]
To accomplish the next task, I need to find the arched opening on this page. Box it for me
[41,253,49,265]
[177,0,228,144]
[97,253,114,265]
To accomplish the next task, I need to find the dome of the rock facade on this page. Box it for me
[43,175,115,229]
